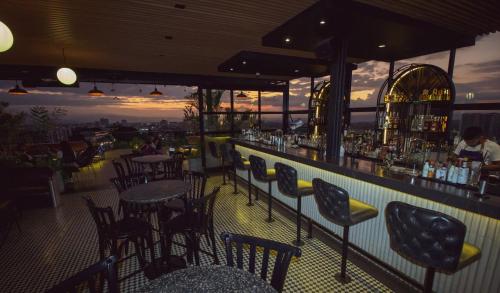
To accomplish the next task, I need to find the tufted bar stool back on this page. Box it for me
[249,155,277,223]
[229,149,254,206]
[312,178,378,284]
[219,143,232,185]
[275,162,314,246]
[385,201,481,293]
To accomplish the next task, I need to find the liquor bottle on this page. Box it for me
[422,161,430,177]
[428,161,435,178]
[457,160,470,185]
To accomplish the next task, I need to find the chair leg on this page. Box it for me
[266,181,274,223]
[335,226,352,284]
[233,166,238,195]
[307,218,313,239]
[293,196,304,246]
[209,228,219,265]
[246,170,253,206]
[221,157,227,185]
[423,267,436,293]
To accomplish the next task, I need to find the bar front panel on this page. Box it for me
[235,144,500,293]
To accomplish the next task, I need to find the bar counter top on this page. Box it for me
[233,139,500,220]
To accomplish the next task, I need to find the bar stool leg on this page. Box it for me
[266,181,274,223]
[246,170,253,206]
[335,225,352,284]
[221,157,227,185]
[423,267,435,293]
[307,218,313,239]
[232,165,238,195]
[292,196,304,246]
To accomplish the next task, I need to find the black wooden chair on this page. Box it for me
[220,232,301,292]
[385,201,481,293]
[83,197,155,276]
[111,160,138,192]
[0,199,21,248]
[161,157,183,180]
[120,153,144,182]
[164,170,207,213]
[46,256,119,293]
[160,186,221,266]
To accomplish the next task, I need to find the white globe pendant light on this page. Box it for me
[57,67,77,85]
[56,49,77,85]
[0,20,14,52]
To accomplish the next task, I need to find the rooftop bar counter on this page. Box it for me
[232,139,500,293]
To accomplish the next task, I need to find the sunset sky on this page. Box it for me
[1,32,499,123]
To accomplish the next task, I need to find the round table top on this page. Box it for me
[132,154,171,164]
[136,265,277,293]
[119,180,190,204]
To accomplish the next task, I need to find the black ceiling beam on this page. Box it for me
[262,0,476,62]
[218,50,358,78]
[0,64,287,92]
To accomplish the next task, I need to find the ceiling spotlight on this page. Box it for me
[242,60,247,65]
[294,69,300,73]
[236,91,247,98]
[8,81,28,95]
[149,86,163,96]
[229,68,234,71]
[256,72,260,76]
[378,44,386,48]
[88,83,104,96]
[0,20,14,53]
[284,37,292,43]
[319,20,326,25]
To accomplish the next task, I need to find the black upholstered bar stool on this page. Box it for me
[207,141,224,183]
[385,201,481,293]
[249,155,277,223]
[312,178,378,284]
[274,162,314,246]
[230,149,254,206]
[219,143,232,185]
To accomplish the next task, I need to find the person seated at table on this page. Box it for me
[76,140,97,166]
[15,143,35,166]
[140,137,157,155]
[153,135,163,153]
[58,141,78,168]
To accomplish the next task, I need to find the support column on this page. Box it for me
[344,68,353,129]
[446,48,457,141]
[198,86,206,168]
[388,60,395,89]
[230,89,235,136]
[283,81,290,132]
[325,38,348,164]
[258,90,262,130]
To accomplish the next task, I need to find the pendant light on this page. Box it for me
[56,49,77,85]
[88,82,104,96]
[8,81,28,95]
[236,91,247,98]
[0,20,14,52]
[149,84,163,96]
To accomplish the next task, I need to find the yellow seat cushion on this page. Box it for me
[348,198,378,225]
[297,180,312,189]
[243,160,250,166]
[266,169,276,176]
[457,242,481,270]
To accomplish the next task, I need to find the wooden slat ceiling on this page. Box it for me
[0,0,498,80]
[0,0,316,80]
[355,0,500,37]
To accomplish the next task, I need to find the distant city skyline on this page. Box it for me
[0,32,499,123]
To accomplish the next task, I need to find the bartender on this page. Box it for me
[452,126,500,172]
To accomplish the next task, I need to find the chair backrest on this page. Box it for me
[183,170,207,201]
[83,196,116,241]
[191,186,220,232]
[219,143,232,162]
[385,201,466,272]
[162,158,183,180]
[173,152,184,161]
[120,153,142,177]
[230,149,247,170]
[249,155,268,182]
[112,160,128,191]
[220,232,301,292]
[312,178,350,226]
[110,177,125,193]
[46,255,119,293]
[208,141,219,158]
[274,162,298,197]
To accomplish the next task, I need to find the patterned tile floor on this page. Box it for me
[0,153,394,292]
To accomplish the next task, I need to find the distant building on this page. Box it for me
[121,119,128,126]
[160,119,168,127]
[99,118,109,127]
